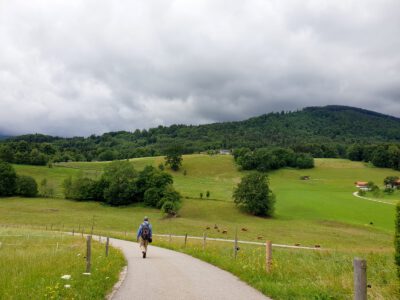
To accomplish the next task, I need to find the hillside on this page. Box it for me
[2,105,400,162]
[2,155,399,298]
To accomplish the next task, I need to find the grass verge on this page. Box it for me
[0,227,125,300]
[154,236,399,300]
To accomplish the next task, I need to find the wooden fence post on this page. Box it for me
[354,258,367,300]
[234,227,238,259]
[72,228,74,236]
[81,228,84,237]
[169,234,172,243]
[266,240,272,273]
[106,237,110,257]
[203,232,207,250]
[184,233,188,248]
[86,235,92,273]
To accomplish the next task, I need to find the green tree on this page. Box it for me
[384,176,399,189]
[16,175,38,197]
[206,190,210,198]
[164,145,183,171]
[233,172,275,217]
[143,187,162,207]
[0,161,17,196]
[102,161,138,206]
[295,153,314,169]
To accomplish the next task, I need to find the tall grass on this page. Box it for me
[0,227,125,300]
[154,236,399,299]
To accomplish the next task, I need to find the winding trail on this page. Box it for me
[108,237,271,300]
[352,191,396,206]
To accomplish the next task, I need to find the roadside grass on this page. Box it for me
[154,237,399,300]
[0,227,125,300]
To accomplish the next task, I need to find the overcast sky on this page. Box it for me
[0,0,399,136]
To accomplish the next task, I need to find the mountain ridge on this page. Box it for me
[2,105,400,163]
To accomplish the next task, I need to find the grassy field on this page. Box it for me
[2,155,399,298]
[0,227,125,300]
[154,236,398,300]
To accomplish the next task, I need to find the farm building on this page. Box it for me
[355,181,369,191]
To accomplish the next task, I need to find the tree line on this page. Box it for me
[0,160,182,215]
[63,161,182,215]
[2,105,400,169]
[233,147,314,171]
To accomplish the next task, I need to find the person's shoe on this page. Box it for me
[142,251,146,258]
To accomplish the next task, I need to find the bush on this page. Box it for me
[161,201,178,216]
[0,161,17,196]
[233,172,275,217]
[395,203,400,280]
[63,176,100,201]
[143,187,162,207]
[102,161,138,206]
[295,153,314,169]
[16,175,38,197]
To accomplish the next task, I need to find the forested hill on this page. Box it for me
[2,105,400,163]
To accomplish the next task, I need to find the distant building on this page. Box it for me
[219,149,231,155]
[355,181,369,191]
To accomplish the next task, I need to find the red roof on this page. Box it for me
[355,181,368,186]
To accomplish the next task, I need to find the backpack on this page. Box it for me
[141,223,150,241]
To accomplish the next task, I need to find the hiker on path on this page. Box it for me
[137,216,152,258]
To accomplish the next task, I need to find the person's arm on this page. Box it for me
[137,224,142,241]
[149,224,153,238]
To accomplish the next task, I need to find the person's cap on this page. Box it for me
[144,216,149,221]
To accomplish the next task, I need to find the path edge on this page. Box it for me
[106,265,128,300]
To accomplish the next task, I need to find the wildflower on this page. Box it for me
[64,285,71,288]
[82,272,91,276]
[61,275,71,280]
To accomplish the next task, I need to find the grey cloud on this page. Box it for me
[0,0,399,136]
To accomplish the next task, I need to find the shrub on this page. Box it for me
[143,187,162,207]
[0,161,17,196]
[161,201,178,216]
[102,161,138,206]
[63,176,100,201]
[16,175,38,197]
[358,189,366,196]
[233,172,275,217]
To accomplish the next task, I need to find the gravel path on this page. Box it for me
[108,237,271,300]
[352,191,396,206]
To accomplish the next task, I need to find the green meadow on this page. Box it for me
[0,227,125,299]
[1,155,399,298]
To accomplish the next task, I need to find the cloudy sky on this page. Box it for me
[0,0,399,136]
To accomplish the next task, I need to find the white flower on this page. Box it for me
[61,275,71,280]
[77,253,81,256]
[64,285,71,288]
[82,272,91,276]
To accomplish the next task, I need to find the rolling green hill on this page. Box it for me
[1,155,399,298]
[3,105,400,164]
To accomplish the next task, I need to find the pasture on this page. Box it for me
[1,155,399,298]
